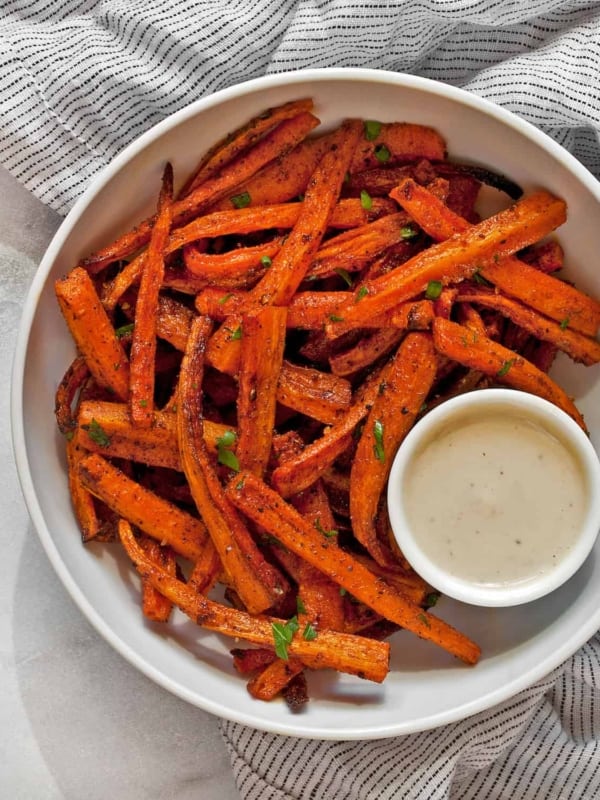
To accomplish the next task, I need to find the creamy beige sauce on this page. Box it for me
[403,412,587,587]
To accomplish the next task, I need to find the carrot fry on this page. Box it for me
[432,317,587,430]
[236,307,287,476]
[231,647,277,675]
[55,355,90,435]
[78,453,211,560]
[129,163,174,426]
[329,328,404,377]
[187,543,222,596]
[331,189,567,328]
[225,472,481,665]
[177,316,289,614]
[180,98,315,196]
[392,177,600,337]
[75,400,230,469]
[350,122,447,172]
[276,362,351,424]
[455,286,600,366]
[139,536,177,622]
[81,112,320,272]
[183,238,282,283]
[247,657,305,701]
[350,332,437,565]
[118,520,390,682]
[66,436,101,542]
[55,267,130,400]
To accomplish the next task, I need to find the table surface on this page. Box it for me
[0,166,240,799]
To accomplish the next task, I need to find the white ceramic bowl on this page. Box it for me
[388,389,600,607]
[11,68,600,739]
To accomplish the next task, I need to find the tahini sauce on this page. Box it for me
[403,412,587,587]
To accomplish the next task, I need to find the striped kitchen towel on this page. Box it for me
[3,2,600,798]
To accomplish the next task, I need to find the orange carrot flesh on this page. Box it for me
[247,658,305,701]
[129,163,174,427]
[55,267,130,400]
[432,317,587,430]
[226,471,481,665]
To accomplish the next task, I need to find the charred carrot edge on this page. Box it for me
[129,163,174,427]
[456,287,600,366]
[276,362,352,424]
[81,112,320,272]
[78,452,211,561]
[350,332,438,565]
[139,536,177,622]
[118,520,390,683]
[392,177,600,337]
[331,189,567,328]
[76,400,231,469]
[177,315,289,614]
[247,657,305,701]
[432,317,587,430]
[55,267,130,400]
[350,121,447,172]
[180,98,315,196]
[270,367,384,497]
[55,355,90,435]
[236,307,288,476]
[66,437,100,542]
[154,294,194,352]
[324,299,434,340]
[183,238,282,282]
[226,471,481,665]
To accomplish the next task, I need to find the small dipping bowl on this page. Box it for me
[387,388,600,607]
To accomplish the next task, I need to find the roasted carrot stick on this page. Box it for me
[177,315,289,614]
[236,306,287,476]
[139,536,177,622]
[78,452,211,560]
[330,190,567,329]
[391,177,600,337]
[129,163,173,427]
[350,121,446,172]
[55,267,130,400]
[350,332,437,566]
[329,328,403,377]
[432,317,586,430]
[81,111,320,272]
[119,519,390,682]
[247,657,305,701]
[225,472,481,665]
[66,436,101,542]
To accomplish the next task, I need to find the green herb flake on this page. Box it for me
[334,267,353,288]
[82,418,111,448]
[425,592,441,608]
[296,596,307,615]
[373,419,385,462]
[138,399,148,408]
[115,322,134,338]
[497,359,515,377]
[417,612,431,628]
[364,120,382,141]
[400,226,418,240]
[271,621,293,660]
[229,325,243,341]
[314,517,338,538]
[356,286,369,302]
[339,587,347,596]
[560,316,570,330]
[360,189,372,211]
[230,191,251,209]
[218,293,233,305]
[425,280,443,300]
[473,269,493,287]
[302,622,318,641]
[374,143,391,163]
[235,476,246,491]
[216,430,240,472]
[260,255,272,268]
[328,313,345,323]
[64,430,75,441]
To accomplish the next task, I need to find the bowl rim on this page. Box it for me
[11,66,600,739]
[387,388,600,607]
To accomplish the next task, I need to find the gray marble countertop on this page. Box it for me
[0,166,240,799]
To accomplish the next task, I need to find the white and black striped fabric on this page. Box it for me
[3,2,600,797]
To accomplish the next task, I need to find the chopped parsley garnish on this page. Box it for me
[328,313,344,323]
[339,587,347,596]
[374,143,391,163]
[231,191,251,209]
[473,269,493,287]
[314,517,338,538]
[400,226,418,240]
[425,592,440,608]
[356,285,369,302]
[302,622,318,641]
[373,419,385,462]
[216,430,240,472]
[229,325,242,341]
[417,612,431,628]
[560,316,570,330]
[497,359,514,377]
[82,418,111,448]
[260,255,272,267]
[364,120,382,141]
[114,322,134,338]
[296,596,307,615]
[218,293,233,305]
[138,399,148,408]
[425,280,443,300]
[334,267,353,288]
[360,189,372,211]
[271,621,294,660]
